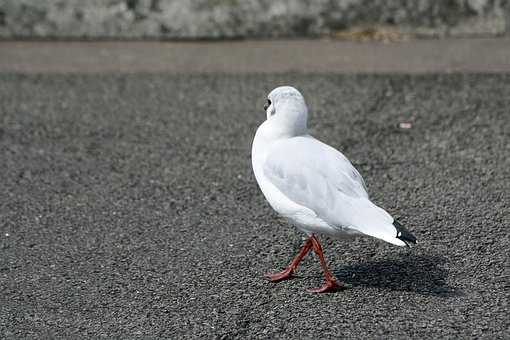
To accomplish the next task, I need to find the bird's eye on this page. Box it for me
[264,99,271,111]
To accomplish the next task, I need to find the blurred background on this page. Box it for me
[0,0,508,40]
[1,0,509,73]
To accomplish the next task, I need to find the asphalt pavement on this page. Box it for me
[0,72,509,338]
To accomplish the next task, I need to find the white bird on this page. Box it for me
[251,86,417,293]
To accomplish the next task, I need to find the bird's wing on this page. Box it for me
[263,135,368,201]
[263,136,400,243]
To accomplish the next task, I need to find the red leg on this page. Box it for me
[308,235,344,293]
[266,237,313,282]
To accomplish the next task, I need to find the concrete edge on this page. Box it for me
[0,38,509,74]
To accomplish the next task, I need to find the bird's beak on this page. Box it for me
[264,102,269,111]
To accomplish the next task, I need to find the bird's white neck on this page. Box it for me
[265,101,308,140]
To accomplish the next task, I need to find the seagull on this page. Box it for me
[251,86,417,293]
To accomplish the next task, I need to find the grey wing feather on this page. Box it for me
[263,136,368,215]
[263,135,401,243]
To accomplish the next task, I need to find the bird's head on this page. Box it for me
[263,86,308,137]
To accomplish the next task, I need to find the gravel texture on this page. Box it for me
[0,73,509,338]
[0,0,508,39]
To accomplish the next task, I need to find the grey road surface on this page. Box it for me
[0,73,509,338]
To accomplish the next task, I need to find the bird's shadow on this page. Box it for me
[330,254,460,297]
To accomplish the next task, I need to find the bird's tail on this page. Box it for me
[393,220,417,247]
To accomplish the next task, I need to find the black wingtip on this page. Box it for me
[393,220,417,247]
